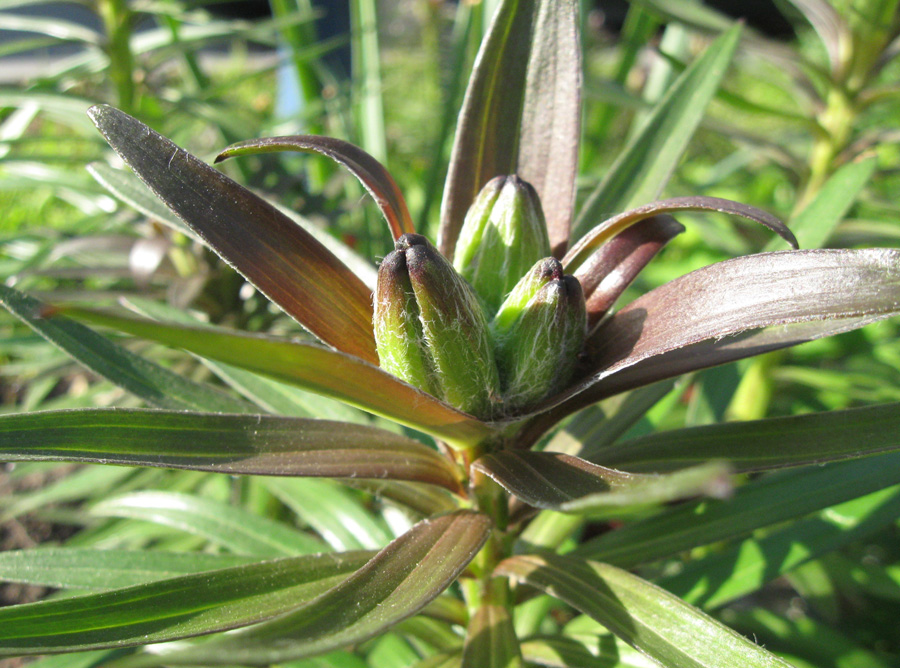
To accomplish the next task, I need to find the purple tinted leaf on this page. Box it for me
[573,215,684,327]
[87,105,377,364]
[0,408,464,493]
[565,196,798,273]
[439,0,581,258]
[216,136,415,240]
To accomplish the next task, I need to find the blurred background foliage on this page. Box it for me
[1,0,899,666]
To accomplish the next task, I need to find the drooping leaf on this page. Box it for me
[87,104,377,363]
[89,491,325,556]
[52,306,495,448]
[439,0,581,257]
[216,135,414,240]
[574,452,900,567]
[497,553,794,668]
[0,408,463,493]
[461,603,523,668]
[592,401,900,473]
[0,552,373,656]
[138,511,492,666]
[573,25,742,238]
[0,284,251,414]
[473,451,729,512]
[0,548,257,590]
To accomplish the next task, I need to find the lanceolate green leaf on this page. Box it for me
[0,408,463,493]
[461,603,523,668]
[575,452,900,567]
[144,511,492,666]
[439,0,581,257]
[216,136,414,240]
[53,306,494,448]
[573,25,741,238]
[88,104,378,364]
[0,285,251,414]
[593,401,900,472]
[497,553,794,668]
[0,552,374,656]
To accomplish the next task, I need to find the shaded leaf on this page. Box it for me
[53,306,495,448]
[0,408,463,493]
[461,603,522,668]
[520,635,660,667]
[439,0,581,257]
[0,552,373,656]
[593,401,900,473]
[573,26,741,238]
[0,285,251,414]
[88,104,377,363]
[216,135,414,240]
[497,553,794,668]
[89,491,325,556]
[142,511,492,666]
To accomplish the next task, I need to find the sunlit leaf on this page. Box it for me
[497,553,794,667]
[88,104,377,363]
[141,511,492,666]
[461,603,523,668]
[216,136,414,240]
[0,552,373,656]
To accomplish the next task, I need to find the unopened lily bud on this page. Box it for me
[374,233,500,419]
[492,257,564,338]
[453,175,552,315]
[492,262,587,411]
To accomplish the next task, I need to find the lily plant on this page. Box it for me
[2,2,900,667]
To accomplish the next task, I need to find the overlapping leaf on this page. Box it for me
[88,104,378,363]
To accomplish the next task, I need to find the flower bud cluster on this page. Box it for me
[374,178,586,419]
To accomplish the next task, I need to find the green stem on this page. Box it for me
[96,0,136,114]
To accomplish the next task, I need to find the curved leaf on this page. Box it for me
[566,196,797,273]
[0,408,463,493]
[594,402,900,473]
[496,553,794,668]
[0,552,373,656]
[573,25,741,238]
[53,306,495,448]
[216,136,414,240]
[461,603,523,668]
[87,104,377,363]
[0,285,251,414]
[145,511,492,666]
[439,0,581,257]
[89,491,325,556]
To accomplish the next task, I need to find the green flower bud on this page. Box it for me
[492,258,587,411]
[374,233,501,419]
[453,175,552,315]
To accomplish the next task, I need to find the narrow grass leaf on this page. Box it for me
[0,548,256,590]
[573,25,741,238]
[89,491,325,556]
[594,401,900,472]
[88,104,377,363]
[575,452,900,567]
[143,511,492,666]
[461,603,523,668]
[0,285,251,414]
[497,553,794,668]
[53,306,494,448]
[216,136,413,240]
[0,408,463,493]
[0,552,373,656]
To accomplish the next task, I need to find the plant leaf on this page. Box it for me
[496,553,795,668]
[0,408,464,493]
[0,285,251,414]
[574,452,900,567]
[519,635,656,667]
[87,104,377,363]
[439,0,581,257]
[573,25,741,238]
[53,306,495,448]
[461,603,523,668]
[216,136,414,240]
[566,196,797,274]
[141,511,492,666]
[0,552,373,656]
[89,491,325,556]
[593,402,900,473]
